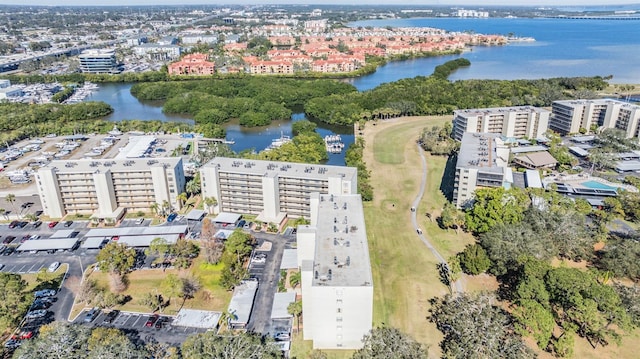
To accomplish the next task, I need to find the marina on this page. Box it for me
[266,132,292,151]
[324,134,345,154]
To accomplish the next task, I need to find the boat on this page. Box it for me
[506,36,535,42]
[266,132,291,150]
[223,138,236,145]
[324,134,345,154]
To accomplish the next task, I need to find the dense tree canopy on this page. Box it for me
[0,273,31,334]
[464,187,530,234]
[352,327,428,359]
[181,331,282,359]
[429,293,535,359]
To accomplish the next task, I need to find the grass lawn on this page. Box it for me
[22,263,68,291]
[358,116,475,358]
[84,258,231,315]
[290,333,354,359]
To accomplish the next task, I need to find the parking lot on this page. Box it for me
[74,309,208,346]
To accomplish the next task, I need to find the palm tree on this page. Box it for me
[0,208,7,221]
[287,300,302,334]
[161,200,171,217]
[186,178,200,196]
[177,192,188,208]
[204,196,218,214]
[150,203,159,217]
[219,310,238,331]
[289,271,301,290]
[4,193,16,216]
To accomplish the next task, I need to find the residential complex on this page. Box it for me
[452,106,550,140]
[35,157,185,220]
[78,49,119,74]
[168,53,215,76]
[297,193,373,349]
[550,99,640,139]
[453,132,513,208]
[199,158,357,223]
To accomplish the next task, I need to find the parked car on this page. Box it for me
[135,218,144,225]
[2,236,15,244]
[145,314,159,327]
[102,310,119,324]
[47,262,60,272]
[17,222,28,228]
[34,289,56,298]
[8,220,19,229]
[29,235,40,240]
[3,247,15,256]
[273,332,290,341]
[30,299,52,310]
[32,221,42,228]
[237,219,246,228]
[63,220,73,227]
[251,253,267,264]
[166,213,177,223]
[244,221,253,230]
[25,310,48,319]
[48,221,58,229]
[4,339,21,349]
[20,235,30,243]
[12,331,33,340]
[0,264,4,270]
[154,317,165,329]
[84,308,100,323]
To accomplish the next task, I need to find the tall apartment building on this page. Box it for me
[78,49,119,74]
[297,193,373,349]
[36,158,185,219]
[453,132,512,208]
[550,99,640,139]
[452,106,550,141]
[200,158,357,223]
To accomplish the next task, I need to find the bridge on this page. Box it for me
[546,16,640,20]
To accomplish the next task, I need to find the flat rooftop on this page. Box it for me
[454,105,550,117]
[39,157,181,174]
[456,132,509,174]
[85,225,188,238]
[228,280,259,326]
[204,157,357,181]
[312,194,372,287]
[554,99,640,110]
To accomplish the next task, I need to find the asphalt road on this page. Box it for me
[246,231,293,335]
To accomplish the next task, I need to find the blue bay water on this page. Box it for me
[349,17,640,89]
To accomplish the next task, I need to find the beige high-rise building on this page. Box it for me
[452,106,550,141]
[36,158,185,219]
[199,158,357,223]
[550,99,640,138]
[297,193,373,349]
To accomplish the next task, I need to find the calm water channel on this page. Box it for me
[86,17,640,165]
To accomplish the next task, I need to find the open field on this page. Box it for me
[361,116,476,357]
[84,259,231,315]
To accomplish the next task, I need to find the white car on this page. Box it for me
[135,218,144,225]
[251,253,267,264]
[47,262,60,272]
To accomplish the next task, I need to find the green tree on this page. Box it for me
[161,274,184,307]
[512,299,555,348]
[0,273,31,334]
[289,271,301,289]
[181,331,282,359]
[87,327,148,359]
[4,193,16,215]
[96,242,136,277]
[139,292,164,313]
[287,300,302,334]
[13,322,91,359]
[352,327,428,359]
[292,119,317,135]
[147,237,172,257]
[429,293,535,359]
[458,244,491,275]
[465,187,530,234]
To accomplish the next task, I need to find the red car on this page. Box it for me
[48,221,58,229]
[11,331,33,340]
[145,314,159,327]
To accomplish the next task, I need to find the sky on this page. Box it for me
[1,1,640,7]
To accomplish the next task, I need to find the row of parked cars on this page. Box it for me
[4,289,57,350]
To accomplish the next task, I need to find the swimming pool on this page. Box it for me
[581,180,617,191]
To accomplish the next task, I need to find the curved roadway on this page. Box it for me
[411,143,462,294]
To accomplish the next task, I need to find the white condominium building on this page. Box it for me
[36,158,185,219]
[199,158,357,223]
[297,193,373,349]
[452,106,550,141]
[78,49,119,74]
[550,99,640,138]
[453,132,512,208]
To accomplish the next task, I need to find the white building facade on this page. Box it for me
[453,133,512,208]
[550,99,640,139]
[36,158,185,218]
[452,106,550,141]
[200,158,357,223]
[297,193,373,349]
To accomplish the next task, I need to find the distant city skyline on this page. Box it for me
[1,1,640,7]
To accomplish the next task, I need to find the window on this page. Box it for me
[336,308,342,314]
[336,317,343,322]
